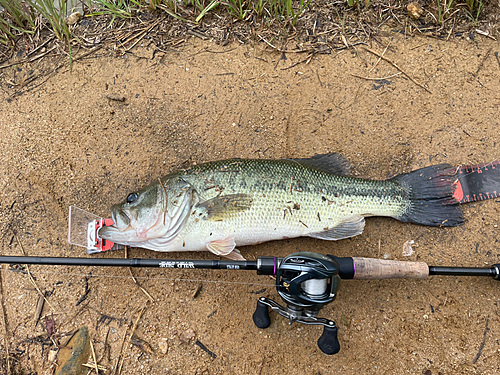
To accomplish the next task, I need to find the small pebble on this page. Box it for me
[179,329,196,344]
[407,3,424,20]
[159,338,169,354]
[402,240,415,257]
[48,349,58,362]
[66,12,82,25]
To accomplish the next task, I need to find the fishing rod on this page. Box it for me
[0,252,498,355]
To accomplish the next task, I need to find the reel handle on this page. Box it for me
[317,322,340,355]
[252,299,271,329]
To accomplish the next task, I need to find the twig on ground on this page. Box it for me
[33,291,47,327]
[351,72,402,81]
[258,35,276,50]
[192,284,202,299]
[0,265,11,375]
[315,69,323,87]
[14,234,55,311]
[281,53,313,70]
[125,18,163,52]
[106,95,126,102]
[115,18,163,52]
[473,317,489,364]
[116,26,151,49]
[58,299,91,330]
[115,305,148,375]
[368,42,390,72]
[83,363,107,371]
[334,42,369,51]
[125,247,154,302]
[99,327,111,363]
[195,340,217,358]
[474,48,492,76]
[187,29,208,40]
[9,57,66,99]
[0,46,57,70]
[410,43,426,50]
[495,52,500,69]
[475,29,497,41]
[27,36,55,57]
[363,47,432,94]
[112,324,129,375]
[90,338,100,374]
[73,45,103,62]
[127,268,154,302]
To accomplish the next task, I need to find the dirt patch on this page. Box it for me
[1,32,500,374]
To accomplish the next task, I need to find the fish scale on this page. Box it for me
[99,154,463,259]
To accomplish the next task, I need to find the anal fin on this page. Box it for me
[206,237,246,260]
[308,216,365,240]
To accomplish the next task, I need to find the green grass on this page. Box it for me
[0,0,35,45]
[0,0,489,53]
[28,0,71,41]
[464,0,483,26]
[266,0,313,25]
[436,0,454,24]
[0,15,12,45]
[88,0,143,26]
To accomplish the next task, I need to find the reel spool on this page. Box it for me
[252,252,342,355]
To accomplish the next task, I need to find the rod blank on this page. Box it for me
[0,256,259,271]
[429,266,498,278]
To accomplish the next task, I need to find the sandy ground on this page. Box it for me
[1,32,500,374]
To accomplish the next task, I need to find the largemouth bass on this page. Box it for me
[98,154,463,260]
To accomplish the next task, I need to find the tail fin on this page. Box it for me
[392,164,463,227]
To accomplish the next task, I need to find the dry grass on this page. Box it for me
[0,0,497,81]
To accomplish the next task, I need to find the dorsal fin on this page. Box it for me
[287,153,352,176]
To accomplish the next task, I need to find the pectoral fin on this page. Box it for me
[206,237,246,260]
[198,193,253,221]
[308,216,365,240]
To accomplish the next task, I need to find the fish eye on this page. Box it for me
[127,193,139,204]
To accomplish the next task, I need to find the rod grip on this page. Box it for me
[352,257,429,279]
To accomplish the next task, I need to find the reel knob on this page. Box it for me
[252,298,271,329]
[317,321,340,355]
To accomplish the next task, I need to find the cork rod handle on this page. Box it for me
[352,257,429,279]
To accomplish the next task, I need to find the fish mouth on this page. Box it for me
[98,207,133,241]
[110,206,132,231]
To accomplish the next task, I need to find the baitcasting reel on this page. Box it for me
[252,252,342,355]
